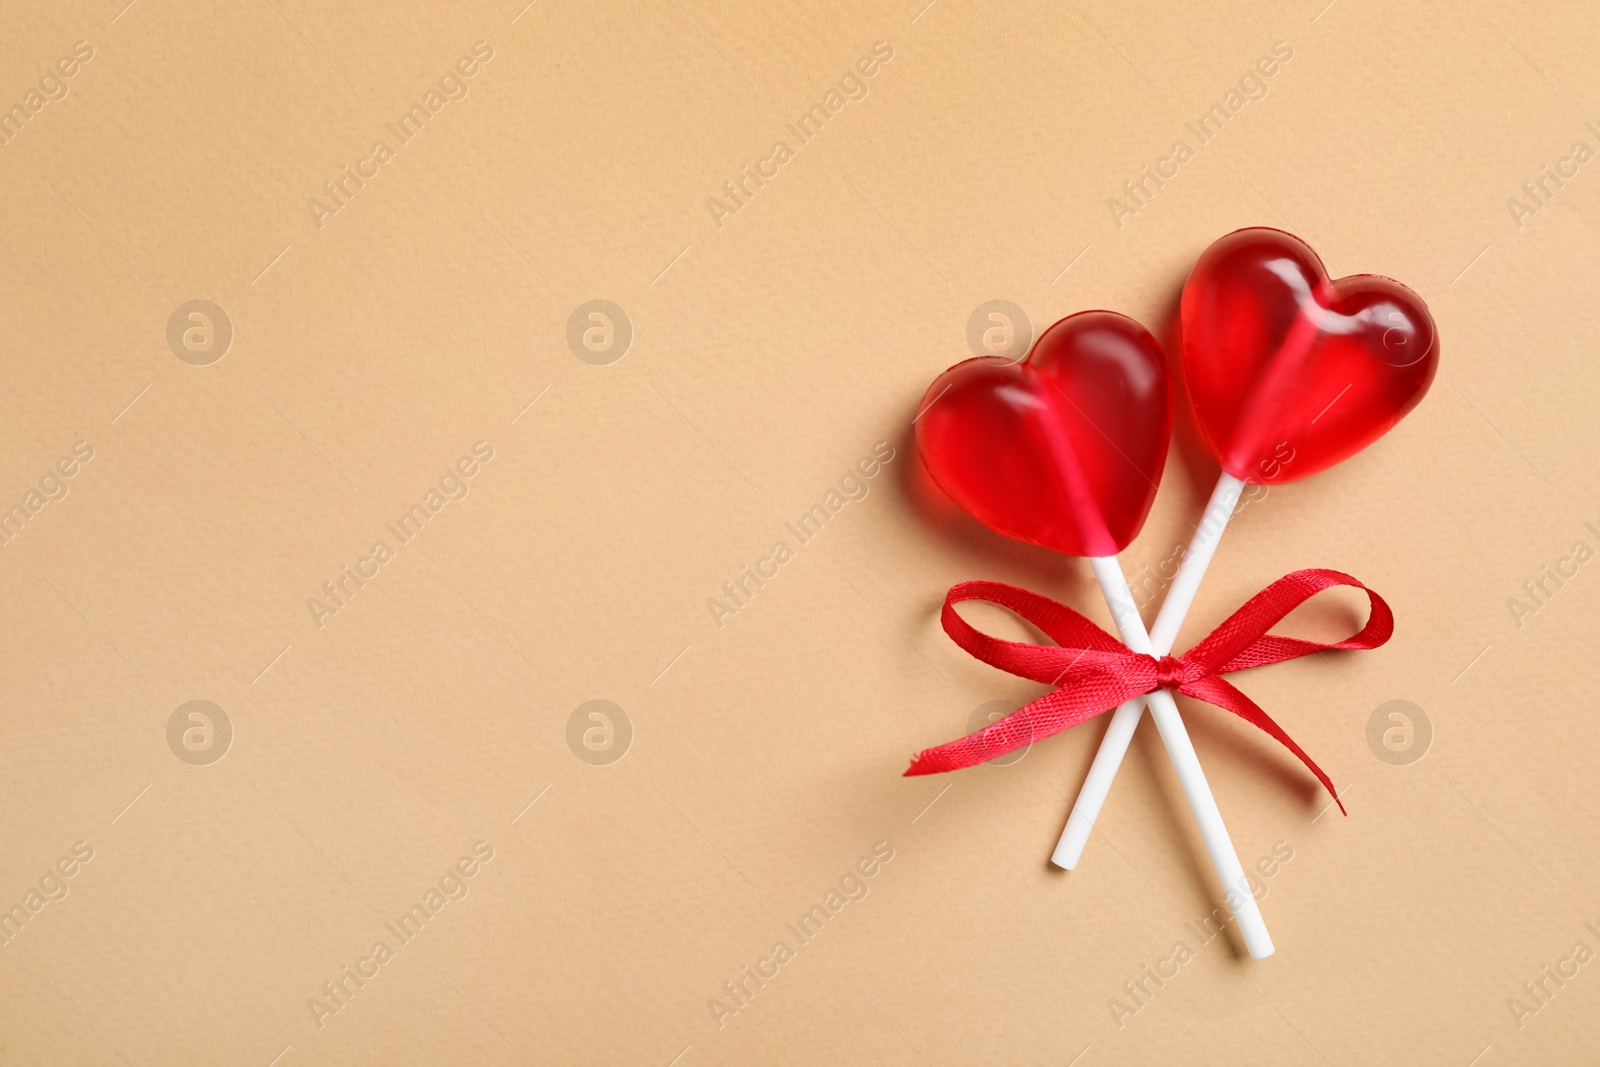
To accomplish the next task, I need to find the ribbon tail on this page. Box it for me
[1179,676,1346,815]
[904,679,1141,776]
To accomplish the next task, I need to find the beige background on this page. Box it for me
[2,0,1598,1063]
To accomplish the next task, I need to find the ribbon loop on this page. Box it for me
[905,568,1393,813]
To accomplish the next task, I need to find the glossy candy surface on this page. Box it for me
[1181,227,1439,485]
[915,311,1171,558]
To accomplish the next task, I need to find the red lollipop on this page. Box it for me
[915,309,1280,958]
[1057,229,1439,910]
[914,310,1171,557]
[1181,227,1439,484]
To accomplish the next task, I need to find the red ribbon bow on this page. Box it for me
[904,569,1394,814]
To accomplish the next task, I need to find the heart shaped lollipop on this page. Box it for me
[915,310,1279,957]
[1057,229,1439,905]
[1181,227,1438,484]
[914,310,1170,557]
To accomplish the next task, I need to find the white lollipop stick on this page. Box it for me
[1080,544,1273,959]
[1053,472,1244,869]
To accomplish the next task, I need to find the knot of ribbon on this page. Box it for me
[904,568,1394,815]
[1154,655,1186,689]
